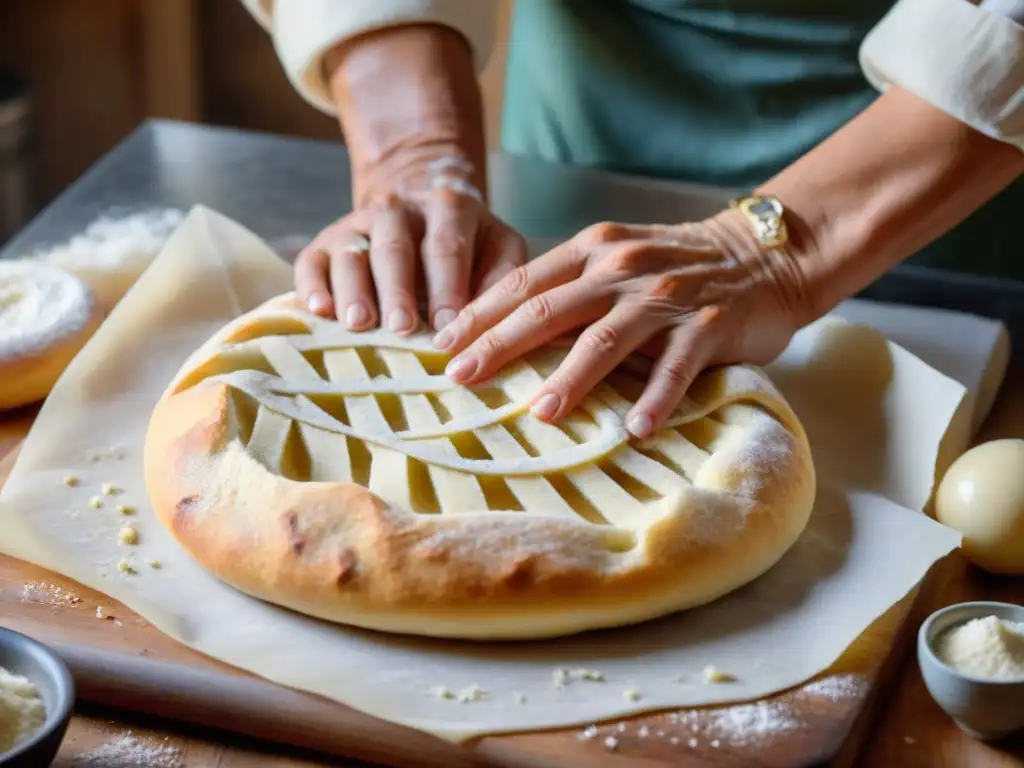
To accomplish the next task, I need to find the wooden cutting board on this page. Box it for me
[0,299,1008,767]
[0,438,948,768]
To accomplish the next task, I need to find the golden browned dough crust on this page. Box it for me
[144,293,815,640]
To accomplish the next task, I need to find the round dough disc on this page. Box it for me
[0,261,104,411]
[935,439,1024,574]
[144,293,816,640]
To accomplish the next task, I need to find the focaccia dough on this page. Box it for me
[144,293,816,640]
[0,261,103,410]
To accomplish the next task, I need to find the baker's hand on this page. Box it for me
[294,160,526,333]
[431,215,812,438]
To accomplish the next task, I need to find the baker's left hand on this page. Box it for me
[430,216,812,438]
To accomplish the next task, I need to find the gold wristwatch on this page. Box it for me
[730,194,788,248]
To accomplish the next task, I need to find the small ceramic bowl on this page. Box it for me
[918,601,1024,741]
[0,627,75,767]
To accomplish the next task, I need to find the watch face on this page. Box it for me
[747,198,777,217]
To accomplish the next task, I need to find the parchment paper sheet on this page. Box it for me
[0,207,963,741]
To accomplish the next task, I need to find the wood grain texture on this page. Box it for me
[855,357,1024,768]
[0,435,928,768]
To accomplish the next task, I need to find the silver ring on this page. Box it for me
[341,234,371,255]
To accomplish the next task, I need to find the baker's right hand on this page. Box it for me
[294,160,526,334]
[293,24,525,333]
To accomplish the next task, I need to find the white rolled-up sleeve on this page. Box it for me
[238,0,497,115]
[859,0,1024,151]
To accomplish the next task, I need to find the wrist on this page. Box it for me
[324,24,487,207]
[703,205,821,333]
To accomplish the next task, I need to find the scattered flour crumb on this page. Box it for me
[703,664,737,683]
[552,668,568,689]
[711,739,721,748]
[101,483,120,496]
[21,581,81,608]
[637,725,650,738]
[457,684,486,703]
[603,735,619,751]
[71,733,182,767]
[670,736,679,745]
[623,688,641,702]
[89,496,103,509]
[579,725,598,741]
[688,737,698,748]
[573,669,605,682]
[432,685,455,700]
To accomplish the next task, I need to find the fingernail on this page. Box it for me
[345,303,369,329]
[433,308,457,331]
[307,292,331,315]
[432,328,454,350]
[626,411,653,438]
[387,308,413,333]
[531,393,561,421]
[445,356,478,382]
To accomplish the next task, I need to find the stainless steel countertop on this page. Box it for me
[0,119,734,260]
[5,119,1023,345]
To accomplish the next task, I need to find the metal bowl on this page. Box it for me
[0,627,74,767]
[918,601,1024,741]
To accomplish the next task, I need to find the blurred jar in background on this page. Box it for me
[0,70,34,247]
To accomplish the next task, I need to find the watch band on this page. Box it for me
[730,194,789,248]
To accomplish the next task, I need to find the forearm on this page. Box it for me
[324,25,487,207]
[737,87,1024,323]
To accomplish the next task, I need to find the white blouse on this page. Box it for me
[240,0,1024,152]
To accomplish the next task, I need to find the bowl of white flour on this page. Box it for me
[0,627,74,766]
[918,600,1024,742]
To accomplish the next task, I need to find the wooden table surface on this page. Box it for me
[3,360,1023,768]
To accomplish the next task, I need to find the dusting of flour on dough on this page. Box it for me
[0,261,92,359]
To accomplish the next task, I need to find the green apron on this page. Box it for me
[500,0,1024,282]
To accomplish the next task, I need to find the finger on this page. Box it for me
[369,204,420,334]
[626,316,722,438]
[527,303,664,423]
[444,276,611,385]
[433,239,588,354]
[471,224,527,297]
[328,235,377,329]
[422,188,479,331]
[294,246,334,317]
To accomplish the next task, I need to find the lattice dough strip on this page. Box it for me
[259,338,353,482]
[590,379,712,481]
[246,405,293,475]
[322,348,413,511]
[498,368,645,528]
[377,349,487,514]
[436,388,581,519]
[563,411,682,496]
